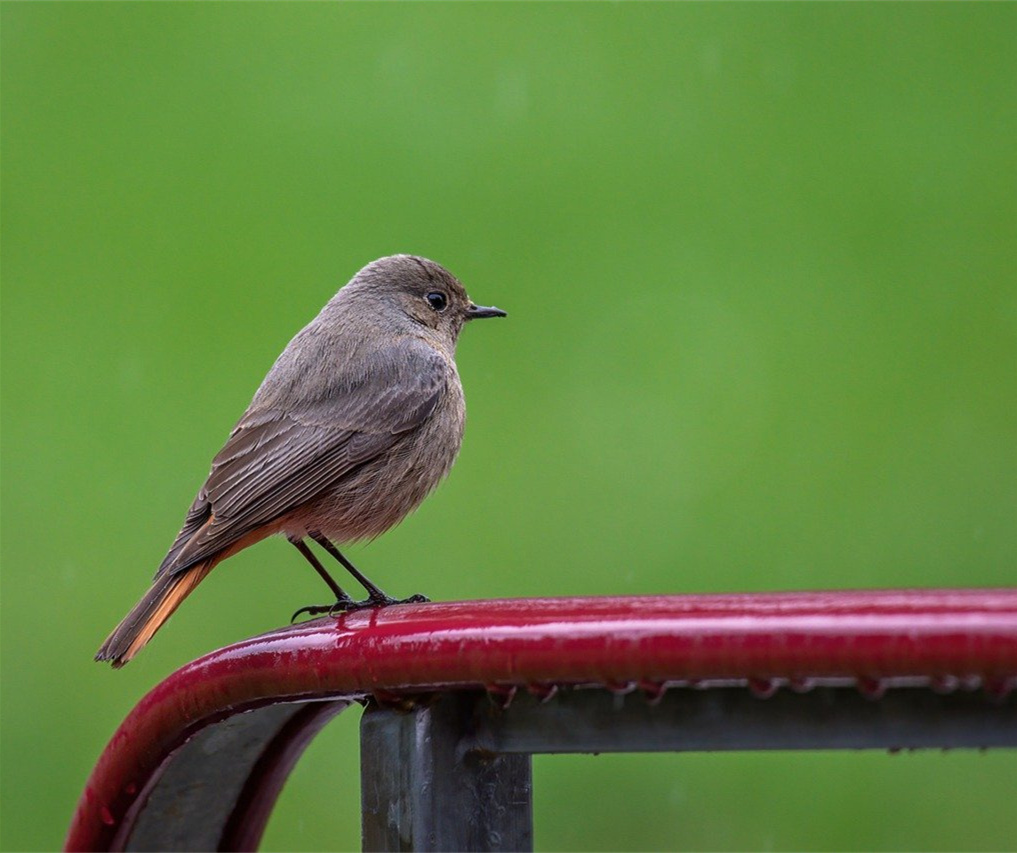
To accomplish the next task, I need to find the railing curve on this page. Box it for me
[66,590,1017,852]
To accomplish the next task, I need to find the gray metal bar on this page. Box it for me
[122,700,348,852]
[471,686,1017,754]
[360,693,533,853]
[359,686,1014,852]
[125,703,305,852]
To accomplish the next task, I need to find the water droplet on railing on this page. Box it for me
[526,683,558,703]
[748,678,778,699]
[485,683,517,710]
[639,680,667,705]
[857,677,886,699]
[984,677,1015,702]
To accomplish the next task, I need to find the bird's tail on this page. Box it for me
[95,560,214,668]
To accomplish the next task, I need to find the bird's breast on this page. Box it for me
[290,372,466,542]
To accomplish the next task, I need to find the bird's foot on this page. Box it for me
[290,598,355,622]
[366,592,430,607]
[291,593,429,623]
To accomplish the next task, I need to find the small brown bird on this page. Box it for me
[96,255,505,667]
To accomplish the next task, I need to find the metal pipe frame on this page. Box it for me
[360,684,1016,852]
[65,590,1017,852]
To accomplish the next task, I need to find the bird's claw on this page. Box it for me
[291,593,429,623]
[366,592,430,607]
[290,599,355,623]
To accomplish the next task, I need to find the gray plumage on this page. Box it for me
[96,254,505,666]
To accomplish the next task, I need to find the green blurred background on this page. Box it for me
[3,3,1015,850]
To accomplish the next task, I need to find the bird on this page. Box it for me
[95,254,506,667]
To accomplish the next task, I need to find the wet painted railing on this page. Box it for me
[66,591,1017,851]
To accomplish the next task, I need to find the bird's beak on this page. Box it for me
[466,303,507,320]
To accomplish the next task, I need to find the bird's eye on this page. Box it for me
[426,291,448,311]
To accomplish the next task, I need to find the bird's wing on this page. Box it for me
[155,344,448,578]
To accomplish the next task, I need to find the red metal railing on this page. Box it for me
[67,590,1017,852]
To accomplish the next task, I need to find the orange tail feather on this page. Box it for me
[95,561,214,668]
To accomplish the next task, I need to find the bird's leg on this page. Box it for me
[289,536,358,621]
[309,531,430,607]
